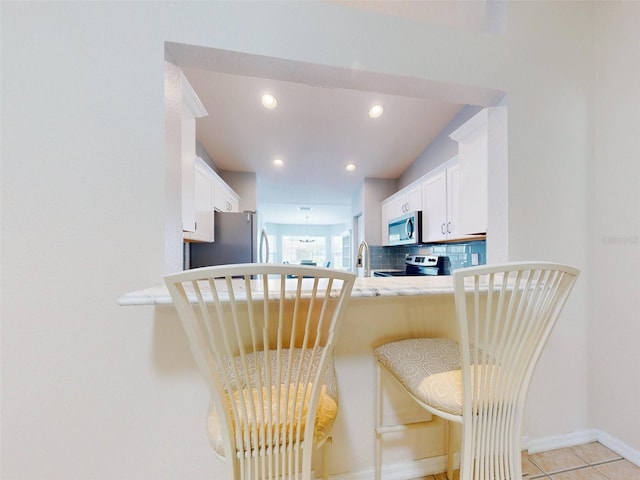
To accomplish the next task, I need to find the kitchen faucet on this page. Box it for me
[356,240,371,277]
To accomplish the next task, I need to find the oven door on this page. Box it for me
[374,270,403,277]
[388,211,422,246]
[373,269,436,277]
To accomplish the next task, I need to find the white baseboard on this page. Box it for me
[525,428,599,454]
[328,454,453,480]
[525,427,640,468]
[596,429,640,467]
[325,429,640,480]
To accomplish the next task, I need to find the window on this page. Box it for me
[281,236,326,266]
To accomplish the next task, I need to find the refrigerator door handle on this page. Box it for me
[259,228,270,263]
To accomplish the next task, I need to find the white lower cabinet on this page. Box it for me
[421,165,459,242]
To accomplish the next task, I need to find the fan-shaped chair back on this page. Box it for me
[164,264,355,480]
[453,262,579,479]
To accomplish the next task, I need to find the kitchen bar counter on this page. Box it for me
[118,274,459,478]
[117,274,456,306]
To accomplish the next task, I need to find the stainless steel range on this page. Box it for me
[373,254,451,277]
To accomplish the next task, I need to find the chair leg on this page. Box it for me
[375,363,383,480]
[322,438,330,480]
[446,421,454,480]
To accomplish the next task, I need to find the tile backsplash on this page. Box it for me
[369,240,486,274]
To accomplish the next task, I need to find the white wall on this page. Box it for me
[398,105,483,189]
[4,1,634,479]
[362,178,398,246]
[591,2,640,455]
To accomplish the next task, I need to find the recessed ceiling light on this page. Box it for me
[261,94,278,109]
[368,104,384,119]
[345,163,357,172]
[273,158,284,167]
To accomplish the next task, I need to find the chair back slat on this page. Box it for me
[165,264,355,480]
[453,262,579,480]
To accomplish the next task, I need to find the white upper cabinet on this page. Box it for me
[185,158,242,242]
[446,165,460,239]
[184,158,216,242]
[380,199,395,246]
[393,184,422,217]
[180,73,208,235]
[422,170,447,242]
[449,108,488,236]
[380,183,422,246]
[421,164,459,242]
[180,72,241,242]
[214,177,240,212]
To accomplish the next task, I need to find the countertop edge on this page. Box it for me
[117,277,456,307]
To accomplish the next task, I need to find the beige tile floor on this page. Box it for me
[416,442,640,479]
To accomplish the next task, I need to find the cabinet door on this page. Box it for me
[422,172,448,242]
[380,199,395,246]
[228,192,240,212]
[189,166,215,242]
[446,165,460,239]
[214,178,240,212]
[180,72,207,234]
[181,121,196,233]
[393,196,408,217]
[392,184,422,217]
[213,178,227,211]
[458,131,487,235]
[451,109,488,236]
[406,184,422,212]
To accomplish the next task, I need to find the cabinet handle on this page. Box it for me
[447,221,452,234]
[441,223,446,235]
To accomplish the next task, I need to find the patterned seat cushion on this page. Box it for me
[418,364,501,416]
[207,383,337,455]
[207,348,338,456]
[374,338,463,416]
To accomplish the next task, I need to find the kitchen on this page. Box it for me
[131,62,504,476]
[125,28,560,479]
[176,46,503,278]
[3,2,638,480]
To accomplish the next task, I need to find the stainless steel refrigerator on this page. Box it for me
[189,211,260,268]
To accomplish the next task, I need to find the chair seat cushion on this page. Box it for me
[374,338,463,416]
[207,348,339,456]
[419,365,502,416]
[207,383,337,455]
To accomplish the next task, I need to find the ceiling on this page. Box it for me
[171,1,502,226]
[183,67,464,224]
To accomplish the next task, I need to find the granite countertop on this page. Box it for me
[118,275,456,306]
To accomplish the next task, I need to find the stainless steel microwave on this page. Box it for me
[388,211,422,246]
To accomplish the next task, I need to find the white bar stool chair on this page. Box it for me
[374,262,579,480]
[165,264,355,480]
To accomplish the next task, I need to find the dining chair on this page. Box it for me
[374,262,579,480]
[165,263,356,480]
